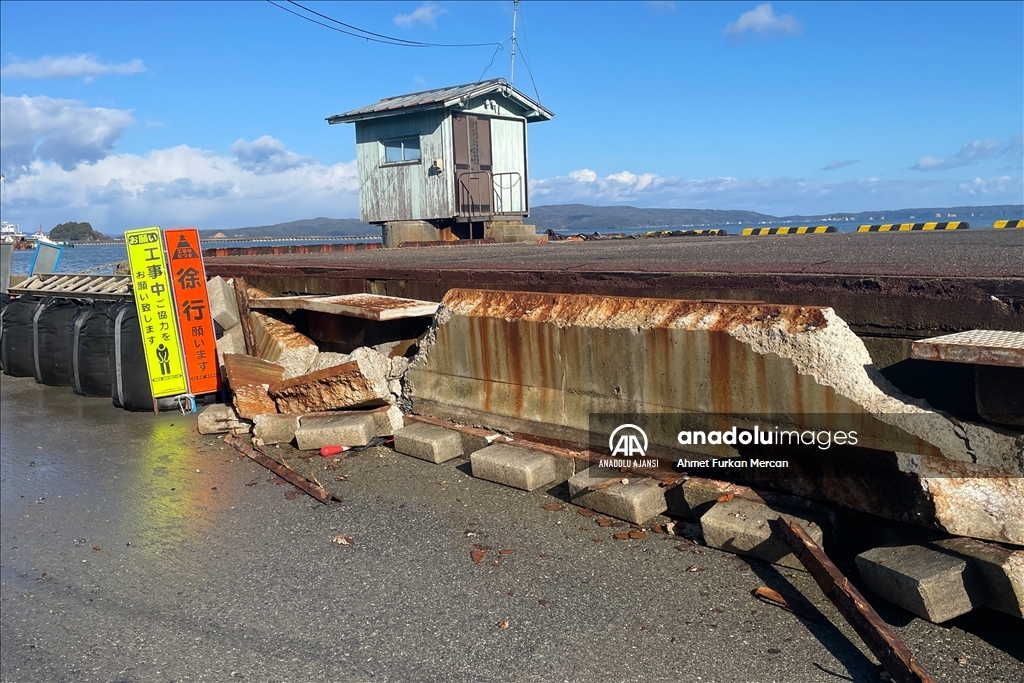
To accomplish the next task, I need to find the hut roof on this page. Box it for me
[327,78,552,124]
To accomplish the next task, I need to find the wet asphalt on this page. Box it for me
[2,375,1022,683]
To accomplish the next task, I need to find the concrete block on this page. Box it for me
[216,324,246,380]
[699,499,825,570]
[856,544,982,623]
[197,403,249,435]
[252,413,300,445]
[208,276,240,330]
[310,352,352,372]
[394,422,463,464]
[568,468,668,525]
[373,405,405,437]
[935,537,1024,619]
[294,413,376,451]
[471,444,559,491]
[250,311,319,380]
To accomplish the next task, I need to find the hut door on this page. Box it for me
[453,113,492,217]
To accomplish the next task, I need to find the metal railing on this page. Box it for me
[493,172,524,215]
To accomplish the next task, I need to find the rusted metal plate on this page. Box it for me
[223,353,285,419]
[250,293,439,321]
[912,329,1024,367]
[9,273,132,300]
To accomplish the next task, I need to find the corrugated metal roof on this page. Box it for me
[327,78,553,124]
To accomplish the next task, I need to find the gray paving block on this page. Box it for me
[252,413,300,445]
[197,403,249,435]
[471,444,560,491]
[935,537,1024,619]
[295,413,375,451]
[208,276,240,330]
[856,544,982,623]
[394,422,463,464]
[568,468,669,525]
[699,499,825,570]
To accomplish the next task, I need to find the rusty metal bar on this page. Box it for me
[232,277,259,357]
[225,434,339,504]
[773,516,936,683]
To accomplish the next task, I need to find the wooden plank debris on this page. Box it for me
[774,516,937,683]
[225,434,339,504]
[249,293,439,321]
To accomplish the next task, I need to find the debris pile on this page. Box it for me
[198,276,431,454]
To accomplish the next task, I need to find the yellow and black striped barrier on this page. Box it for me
[994,219,1023,229]
[644,229,727,237]
[857,221,969,232]
[741,226,836,236]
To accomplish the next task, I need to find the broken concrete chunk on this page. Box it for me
[252,413,300,445]
[394,422,463,464]
[935,537,1024,619]
[471,443,561,491]
[249,311,319,380]
[215,324,246,381]
[568,468,668,525]
[373,405,405,436]
[310,352,352,372]
[268,361,389,414]
[295,413,376,451]
[197,403,250,435]
[856,544,982,623]
[699,498,826,570]
[223,353,285,420]
[207,276,240,330]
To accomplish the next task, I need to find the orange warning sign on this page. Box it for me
[164,228,220,395]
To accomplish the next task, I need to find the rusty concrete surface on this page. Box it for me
[269,361,389,414]
[223,353,285,419]
[405,289,1024,545]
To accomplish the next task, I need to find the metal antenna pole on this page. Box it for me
[510,0,519,86]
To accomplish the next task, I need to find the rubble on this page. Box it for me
[252,413,300,445]
[700,498,828,570]
[223,354,285,420]
[250,311,319,379]
[197,403,251,435]
[207,276,240,329]
[568,468,669,525]
[268,361,390,414]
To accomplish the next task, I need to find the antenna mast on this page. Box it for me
[510,0,520,86]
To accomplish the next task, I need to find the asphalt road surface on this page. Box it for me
[2,376,1022,682]
[208,229,1024,279]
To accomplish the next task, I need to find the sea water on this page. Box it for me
[9,238,380,276]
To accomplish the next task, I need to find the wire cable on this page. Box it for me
[270,1,504,48]
[513,4,542,103]
[477,43,505,82]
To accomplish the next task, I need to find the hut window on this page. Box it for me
[382,136,421,164]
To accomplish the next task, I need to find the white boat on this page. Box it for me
[1,220,26,243]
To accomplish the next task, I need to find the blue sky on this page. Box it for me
[1,1,1021,233]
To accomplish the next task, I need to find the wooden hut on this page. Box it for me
[328,78,553,246]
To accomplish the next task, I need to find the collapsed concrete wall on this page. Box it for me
[405,289,1023,544]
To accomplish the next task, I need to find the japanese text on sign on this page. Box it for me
[125,227,188,398]
[164,228,220,395]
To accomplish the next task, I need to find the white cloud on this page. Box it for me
[230,135,316,175]
[724,4,802,39]
[532,168,1024,214]
[2,141,359,234]
[913,137,1002,171]
[958,175,1017,195]
[823,159,859,171]
[1,54,145,80]
[394,3,447,28]
[1,94,135,174]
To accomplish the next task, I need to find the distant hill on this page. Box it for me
[200,204,1023,238]
[528,205,775,231]
[198,217,373,239]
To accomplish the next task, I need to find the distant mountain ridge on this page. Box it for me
[200,204,1023,238]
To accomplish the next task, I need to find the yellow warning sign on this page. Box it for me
[125,227,188,398]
